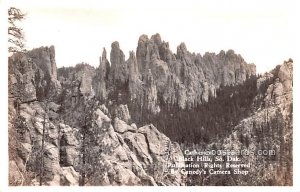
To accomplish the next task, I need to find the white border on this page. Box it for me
[0,0,9,191]
[1,0,299,192]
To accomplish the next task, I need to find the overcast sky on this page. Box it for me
[8,0,296,73]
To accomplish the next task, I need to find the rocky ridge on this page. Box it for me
[58,33,256,112]
[225,60,293,185]
[182,60,293,185]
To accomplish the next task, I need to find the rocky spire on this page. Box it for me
[128,51,139,80]
[94,48,110,100]
[100,48,110,81]
[57,33,257,109]
[150,33,162,46]
[9,45,62,101]
[144,69,160,114]
[159,41,174,63]
[125,51,143,101]
[136,34,162,77]
[176,42,188,60]
[28,45,58,80]
[136,34,149,75]
[109,41,128,82]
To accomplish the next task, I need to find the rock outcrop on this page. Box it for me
[144,69,160,113]
[8,99,185,186]
[131,34,256,108]
[8,46,61,102]
[109,42,128,83]
[27,46,58,80]
[114,104,131,123]
[58,63,96,97]
[94,108,185,185]
[93,48,110,100]
[8,53,37,102]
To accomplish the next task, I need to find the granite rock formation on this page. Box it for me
[8,44,186,185]
[56,33,256,112]
[8,46,61,102]
[8,34,292,186]
[8,99,185,185]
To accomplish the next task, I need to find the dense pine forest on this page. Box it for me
[103,75,262,144]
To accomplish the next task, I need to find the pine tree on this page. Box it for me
[8,7,26,53]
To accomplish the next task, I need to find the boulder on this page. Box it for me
[115,104,131,123]
[114,118,136,133]
[94,108,111,129]
[60,166,79,186]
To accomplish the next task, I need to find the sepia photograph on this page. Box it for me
[3,0,296,190]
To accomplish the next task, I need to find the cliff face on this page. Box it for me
[8,46,61,102]
[94,48,110,101]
